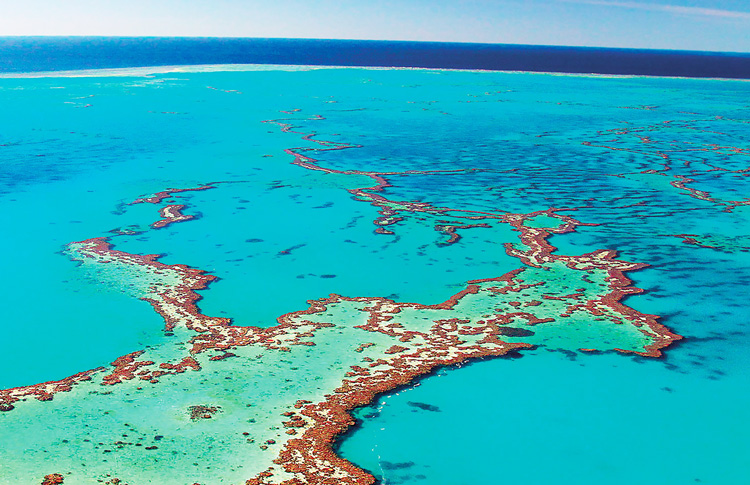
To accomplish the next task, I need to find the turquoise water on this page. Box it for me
[0,67,748,484]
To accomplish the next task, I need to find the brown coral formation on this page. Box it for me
[152,204,194,228]
[188,405,221,421]
[501,208,680,357]
[130,185,216,205]
[262,113,503,243]
[41,473,64,485]
[582,118,750,212]
[0,368,104,409]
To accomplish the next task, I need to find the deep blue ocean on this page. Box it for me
[1,36,749,78]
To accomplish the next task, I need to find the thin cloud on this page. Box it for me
[562,0,750,20]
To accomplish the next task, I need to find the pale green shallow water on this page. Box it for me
[0,67,748,484]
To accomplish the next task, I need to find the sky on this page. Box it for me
[0,0,749,52]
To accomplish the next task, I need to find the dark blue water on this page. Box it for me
[1,36,749,78]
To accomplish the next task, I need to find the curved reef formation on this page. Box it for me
[262,113,507,245]
[671,233,750,253]
[581,117,750,212]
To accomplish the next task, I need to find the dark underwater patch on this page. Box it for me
[381,461,416,470]
[407,401,441,412]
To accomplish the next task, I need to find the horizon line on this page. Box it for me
[1,35,749,56]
